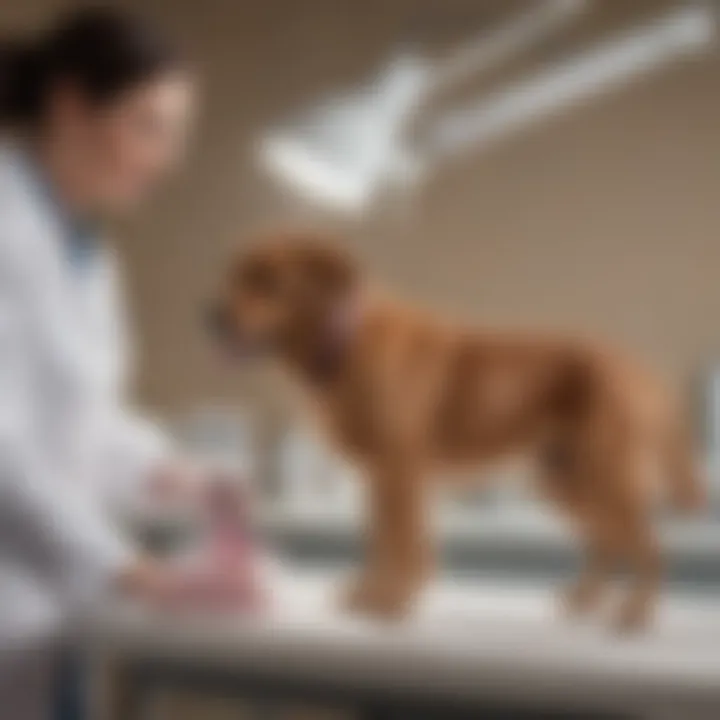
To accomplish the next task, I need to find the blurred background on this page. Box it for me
[4,0,720,587]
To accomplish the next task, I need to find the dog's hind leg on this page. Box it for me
[610,505,662,633]
[543,484,612,617]
[560,530,613,617]
[591,441,662,633]
[539,434,613,618]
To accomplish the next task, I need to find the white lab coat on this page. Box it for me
[0,143,170,718]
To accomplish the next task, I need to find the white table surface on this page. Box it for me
[86,568,720,715]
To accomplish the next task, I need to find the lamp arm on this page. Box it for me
[394,0,590,161]
[428,0,590,96]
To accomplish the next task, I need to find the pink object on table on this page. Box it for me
[162,473,268,612]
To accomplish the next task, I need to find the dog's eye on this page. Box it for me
[240,262,279,296]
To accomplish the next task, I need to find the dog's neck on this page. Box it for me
[282,293,365,388]
[314,295,364,384]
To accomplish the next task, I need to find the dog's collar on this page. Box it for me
[308,295,363,386]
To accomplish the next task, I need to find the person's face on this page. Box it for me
[52,70,196,211]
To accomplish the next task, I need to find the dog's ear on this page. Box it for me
[300,242,358,299]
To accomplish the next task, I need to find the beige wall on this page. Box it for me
[4,1,720,413]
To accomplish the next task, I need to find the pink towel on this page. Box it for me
[162,476,267,612]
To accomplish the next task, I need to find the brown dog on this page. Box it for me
[207,232,704,631]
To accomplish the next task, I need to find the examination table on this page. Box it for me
[84,569,720,719]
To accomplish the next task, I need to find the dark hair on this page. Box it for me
[0,6,185,126]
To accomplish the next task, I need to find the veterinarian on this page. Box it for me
[0,7,212,718]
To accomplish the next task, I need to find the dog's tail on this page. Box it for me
[663,419,706,513]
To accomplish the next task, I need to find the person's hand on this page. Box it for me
[147,460,250,513]
[116,556,266,612]
[116,556,175,602]
[146,459,202,505]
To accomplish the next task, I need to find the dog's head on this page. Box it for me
[206,232,359,367]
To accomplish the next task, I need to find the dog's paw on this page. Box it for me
[557,580,603,618]
[338,573,416,621]
[611,597,653,635]
[338,573,375,614]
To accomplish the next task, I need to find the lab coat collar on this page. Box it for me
[7,143,101,270]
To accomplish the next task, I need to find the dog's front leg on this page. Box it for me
[342,456,431,620]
